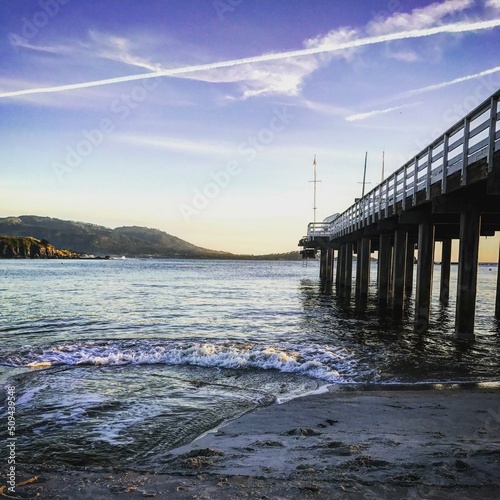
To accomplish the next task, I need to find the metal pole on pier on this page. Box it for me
[313,155,317,230]
[361,152,368,199]
[309,155,321,240]
[381,151,385,182]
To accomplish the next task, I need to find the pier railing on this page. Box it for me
[306,222,331,240]
[307,90,499,241]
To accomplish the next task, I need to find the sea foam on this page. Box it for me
[9,339,367,383]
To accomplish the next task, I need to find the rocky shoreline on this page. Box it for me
[0,236,81,259]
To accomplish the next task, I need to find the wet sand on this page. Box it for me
[5,387,500,499]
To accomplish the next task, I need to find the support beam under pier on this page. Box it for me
[319,247,327,281]
[405,242,415,295]
[440,239,452,305]
[496,242,500,319]
[344,242,353,293]
[415,222,435,333]
[325,248,334,285]
[336,247,342,288]
[338,244,347,288]
[377,233,391,305]
[355,241,361,293]
[455,210,481,339]
[359,237,371,296]
[392,229,407,312]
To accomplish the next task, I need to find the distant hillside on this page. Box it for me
[0,236,80,259]
[0,216,301,260]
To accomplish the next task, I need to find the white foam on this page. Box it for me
[275,383,331,404]
[17,340,367,384]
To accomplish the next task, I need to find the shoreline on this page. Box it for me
[5,386,500,498]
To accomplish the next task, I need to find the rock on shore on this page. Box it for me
[0,236,80,259]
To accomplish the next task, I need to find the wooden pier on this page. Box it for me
[299,89,500,339]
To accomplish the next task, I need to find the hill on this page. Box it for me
[0,216,301,260]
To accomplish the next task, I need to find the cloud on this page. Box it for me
[1,18,499,100]
[87,31,164,72]
[11,29,165,73]
[180,27,358,99]
[387,50,420,62]
[367,0,475,35]
[368,0,476,62]
[183,56,319,99]
[115,134,232,156]
[486,0,500,9]
[300,99,351,117]
[8,35,71,54]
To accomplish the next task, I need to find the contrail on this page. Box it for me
[346,103,418,122]
[397,65,500,98]
[346,65,500,121]
[1,18,499,99]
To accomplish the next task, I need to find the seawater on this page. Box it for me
[0,259,499,470]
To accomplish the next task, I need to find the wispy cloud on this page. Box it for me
[368,0,476,62]
[9,36,71,54]
[386,50,420,62]
[1,18,499,99]
[87,31,164,72]
[367,0,475,35]
[346,102,421,122]
[486,0,500,9]
[115,135,232,156]
[300,98,351,117]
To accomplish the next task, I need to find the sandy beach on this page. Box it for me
[5,386,500,499]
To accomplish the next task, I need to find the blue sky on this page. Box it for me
[1,0,499,257]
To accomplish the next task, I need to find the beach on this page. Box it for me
[8,386,500,499]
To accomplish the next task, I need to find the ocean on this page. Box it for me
[1,259,499,471]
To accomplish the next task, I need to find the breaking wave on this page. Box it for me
[5,339,371,383]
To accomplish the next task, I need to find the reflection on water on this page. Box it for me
[298,262,500,383]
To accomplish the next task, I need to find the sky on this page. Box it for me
[0,0,499,259]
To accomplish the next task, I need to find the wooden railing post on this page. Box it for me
[402,164,408,210]
[442,133,449,194]
[487,95,498,173]
[426,146,432,200]
[461,117,470,186]
[412,156,419,205]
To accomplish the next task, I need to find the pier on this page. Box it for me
[299,89,500,339]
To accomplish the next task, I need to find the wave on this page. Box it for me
[5,339,370,383]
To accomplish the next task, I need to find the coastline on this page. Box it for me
[6,386,500,499]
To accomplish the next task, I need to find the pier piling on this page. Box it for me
[440,239,452,305]
[319,247,327,281]
[392,229,407,312]
[415,221,435,332]
[496,243,500,319]
[405,241,415,295]
[378,233,391,305]
[359,237,371,296]
[344,242,353,293]
[325,248,334,285]
[455,210,481,338]
[335,246,342,288]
